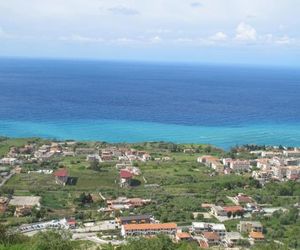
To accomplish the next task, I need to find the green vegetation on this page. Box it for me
[0,138,299,249]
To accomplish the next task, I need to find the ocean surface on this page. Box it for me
[0,58,300,149]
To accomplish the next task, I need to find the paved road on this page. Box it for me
[0,170,15,187]
[73,232,125,245]
[73,220,117,233]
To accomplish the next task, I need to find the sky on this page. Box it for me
[0,0,299,66]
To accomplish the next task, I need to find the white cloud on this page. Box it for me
[235,22,257,41]
[150,36,162,43]
[210,32,228,41]
[275,35,293,45]
[59,35,104,43]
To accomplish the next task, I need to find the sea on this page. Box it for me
[0,58,300,149]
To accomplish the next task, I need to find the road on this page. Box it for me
[0,170,15,187]
[73,232,125,245]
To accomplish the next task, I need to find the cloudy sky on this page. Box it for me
[0,0,299,66]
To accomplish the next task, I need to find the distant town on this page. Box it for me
[0,137,299,249]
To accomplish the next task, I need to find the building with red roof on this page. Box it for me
[54,168,69,185]
[120,169,133,187]
[200,232,221,247]
[67,218,76,229]
[176,232,192,242]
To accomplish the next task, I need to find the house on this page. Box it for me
[283,149,300,158]
[121,223,177,237]
[272,165,286,180]
[101,150,113,161]
[285,158,300,166]
[192,222,226,237]
[261,151,283,157]
[223,206,244,215]
[210,205,227,216]
[9,196,41,217]
[237,221,263,233]
[0,157,18,166]
[106,197,151,210]
[67,218,76,229]
[128,198,151,207]
[200,232,220,247]
[53,168,69,185]
[86,154,102,162]
[0,197,9,213]
[229,160,251,172]
[184,148,195,154]
[198,156,224,173]
[252,170,272,184]
[286,166,300,180]
[14,166,22,174]
[14,206,32,217]
[117,215,152,225]
[233,193,254,205]
[141,153,151,162]
[75,148,96,155]
[62,148,75,157]
[176,232,192,242]
[224,232,244,247]
[249,231,265,241]
[256,158,270,170]
[120,169,133,187]
[211,205,244,217]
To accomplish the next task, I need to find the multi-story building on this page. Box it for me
[237,221,263,233]
[192,222,226,237]
[121,223,177,237]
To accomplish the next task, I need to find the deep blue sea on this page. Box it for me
[1,58,300,149]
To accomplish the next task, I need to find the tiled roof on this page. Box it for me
[120,169,133,179]
[54,168,68,177]
[249,231,265,239]
[176,232,191,239]
[223,205,244,213]
[202,232,220,240]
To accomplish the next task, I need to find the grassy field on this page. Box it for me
[1,138,300,247]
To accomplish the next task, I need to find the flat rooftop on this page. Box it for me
[9,196,41,207]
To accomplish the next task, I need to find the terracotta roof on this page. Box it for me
[176,232,191,239]
[67,219,76,225]
[201,203,213,208]
[223,205,244,213]
[54,168,68,177]
[202,232,220,241]
[249,231,265,239]
[237,195,253,203]
[199,240,209,248]
[123,223,177,231]
[120,169,133,179]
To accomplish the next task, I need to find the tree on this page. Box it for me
[32,230,73,250]
[78,192,93,205]
[0,224,27,246]
[236,239,250,247]
[89,160,101,171]
[227,211,232,218]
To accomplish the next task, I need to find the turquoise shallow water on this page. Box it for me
[1,119,299,149]
[1,59,300,148]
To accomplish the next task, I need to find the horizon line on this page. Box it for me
[0,55,299,70]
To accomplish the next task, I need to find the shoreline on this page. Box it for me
[1,119,300,149]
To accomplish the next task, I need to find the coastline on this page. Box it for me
[1,119,300,149]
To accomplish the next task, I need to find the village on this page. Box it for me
[0,138,299,249]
